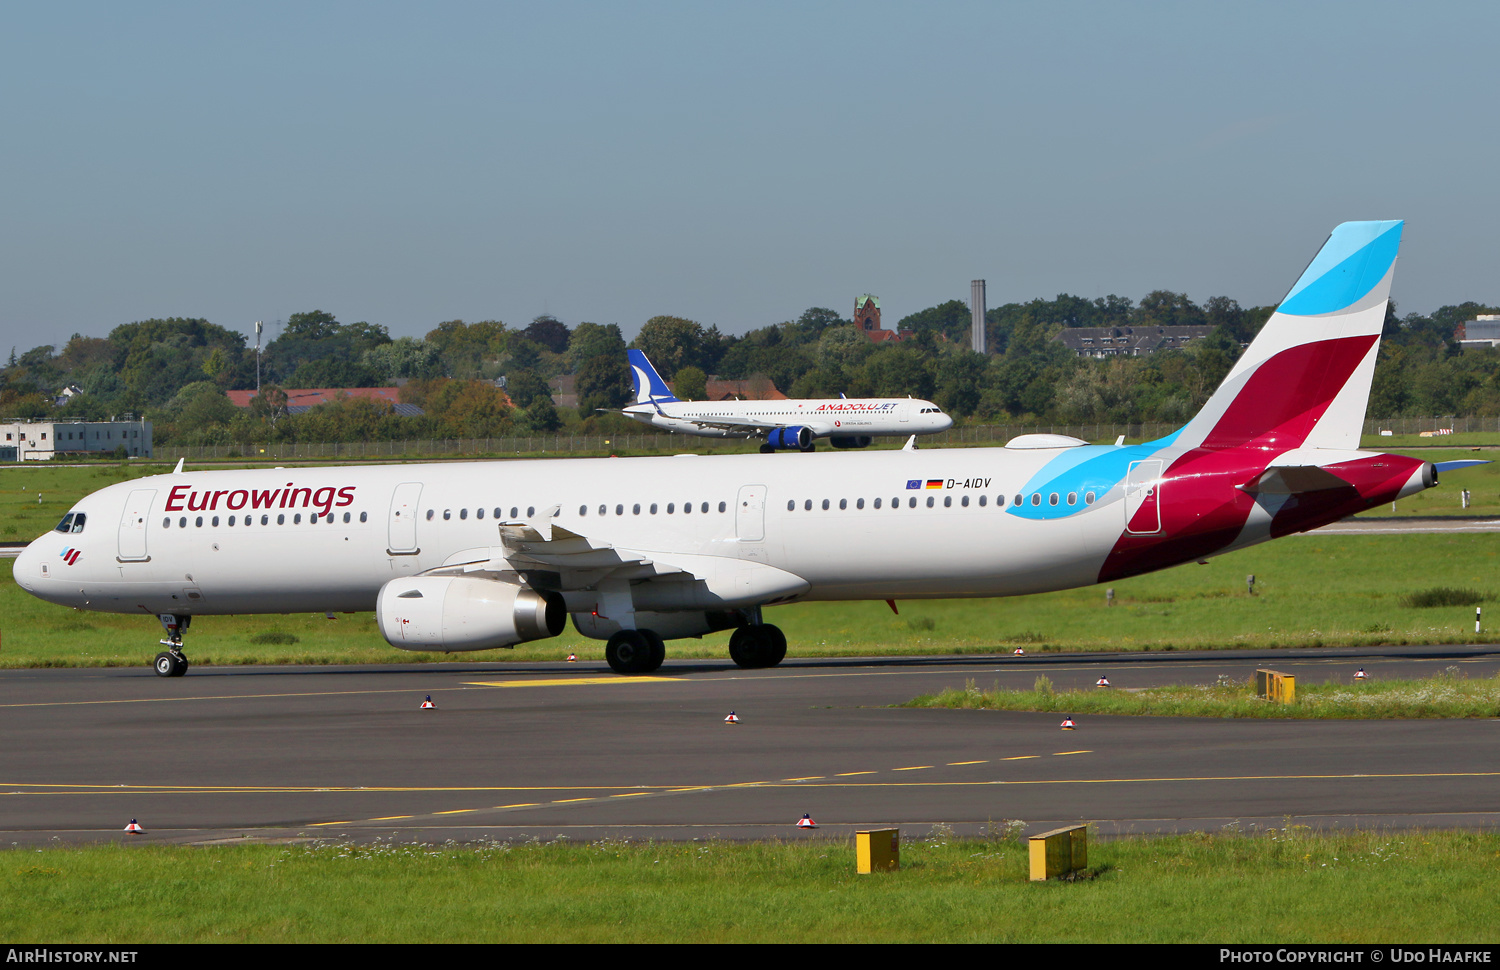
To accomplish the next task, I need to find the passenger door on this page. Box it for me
[116,488,156,562]
[388,483,423,554]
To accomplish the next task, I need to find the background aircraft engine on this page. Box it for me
[766,426,812,450]
[376,577,565,651]
[829,435,872,449]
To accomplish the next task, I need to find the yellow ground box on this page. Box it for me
[1256,668,1296,704]
[1028,825,1088,881]
[856,828,900,874]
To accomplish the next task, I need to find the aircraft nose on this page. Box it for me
[937,413,954,431]
[12,537,40,592]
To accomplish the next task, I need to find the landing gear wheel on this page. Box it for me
[153,651,188,678]
[605,630,659,674]
[729,624,787,669]
[641,630,666,672]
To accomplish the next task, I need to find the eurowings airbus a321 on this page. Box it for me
[620,348,953,450]
[16,221,1474,677]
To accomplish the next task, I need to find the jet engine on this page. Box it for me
[376,576,565,651]
[829,435,872,449]
[766,426,813,450]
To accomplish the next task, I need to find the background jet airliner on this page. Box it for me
[620,348,953,451]
[17,221,1474,678]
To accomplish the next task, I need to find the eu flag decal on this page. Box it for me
[906,480,921,490]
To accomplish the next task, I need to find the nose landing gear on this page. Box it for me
[153,614,191,677]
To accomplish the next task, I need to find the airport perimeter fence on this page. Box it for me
[149,417,1493,463]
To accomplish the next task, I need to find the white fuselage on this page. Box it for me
[14,446,1142,621]
[621,397,953,439]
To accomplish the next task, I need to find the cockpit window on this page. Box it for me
[70,513,86,533]
[54,514,74,534]
[54,513,85,534]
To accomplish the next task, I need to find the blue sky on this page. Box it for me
[2,2,1496,350]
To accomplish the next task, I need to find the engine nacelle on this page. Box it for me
[377,576,565,651]
[829,435,872,449]
[766,426,813,450]
[571,610,741,642]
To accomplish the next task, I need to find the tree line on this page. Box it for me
[1,292,1496,447]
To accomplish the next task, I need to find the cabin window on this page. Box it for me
[263,515,271,525]
[527,507,535,518]
[822,499,830,510]
[460,508,468,520]
[426,510,435,520]
[276,514,284,525]
[908,497,917,508]
[874,498,882,509]
[443,510,452,520]
[926,497,935,508]
[803,500,812,511]
[228,516,235,526]
[961,495,969,507]
[212,516,220,526]
[943,496,952,508]
[786,500,795,511]
[667,503,675,513]
[580,505,588,516]
[683,503,692,514]
[1049,493,1059,506]
[839,499,847,510]
[633,504,641,515]
[294,513,302,524]
[179,517,187,528]
[1014,495,1022,507]
[1031,494,1041,506]
[195,517,203,527]
[978,495,987,507]
[651,503,660,514]
[1085,491,1096,505]
[162,517,170,528]
[361,512,369,522]
[494,508,503,519]
[856,498,865,509]
[511,507,519,519]
[616,504,624,516]
[716,502,724,512]
[342,512,350,523]
[1067,492,1077,506]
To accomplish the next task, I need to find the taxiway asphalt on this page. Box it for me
[3,646,1499,846]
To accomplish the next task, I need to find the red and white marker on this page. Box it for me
[1096,676,1110,687]
[566,652,577,662]
[1013,647,1025,656]
[1061,716,1076,730]
[420,695,435,709]
[724,711,739,724]
[1354,668,1368,680]
[796,814,816,829]
[124,819,144,834]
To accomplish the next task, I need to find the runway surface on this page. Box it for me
[3,645,1499,846]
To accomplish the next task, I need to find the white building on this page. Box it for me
[0,420,153,461]
[1457,315,1500,349]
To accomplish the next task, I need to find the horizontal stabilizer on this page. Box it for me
[1433,460,1490,474]
[1239,465,1351,495]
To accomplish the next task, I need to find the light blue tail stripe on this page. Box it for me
[1278,221,1403,317]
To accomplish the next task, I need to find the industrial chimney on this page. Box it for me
[970,279,987,354]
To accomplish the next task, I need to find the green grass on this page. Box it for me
[7,529,1500,669]
[3,831,1498,942]
[907,670,1500,719]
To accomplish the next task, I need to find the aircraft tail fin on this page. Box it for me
[1173,220,1403,453]
[627,349,680,405]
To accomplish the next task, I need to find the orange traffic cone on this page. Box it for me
[796,814,816,829]
[124,819,144,834]
[420,695,435,709]
[724,711,739,724]
[1061,716,1076,730]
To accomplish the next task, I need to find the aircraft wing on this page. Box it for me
[422,509,809,609]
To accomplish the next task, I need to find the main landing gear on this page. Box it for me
[604,629,666,674]
[153,614,191,677]
[728,624,787,669]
